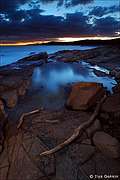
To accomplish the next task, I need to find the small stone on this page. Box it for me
[93,131,120,158]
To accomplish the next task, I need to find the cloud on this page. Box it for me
[89,5,120,17]
[40,0,94,7]
[94,16,120,35]
[0,0,30,14]
[0,0,119,42]
[0,9,119,42]
[0,10,93,41]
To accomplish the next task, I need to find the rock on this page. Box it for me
[86,119,101,137]
[0,100,5,112]
[100,112,109,121]
[113,83,120,93]
[110,68,120,80]
[81,139,92,145]
[93,69,108,77]
[93,131,120,158]
[18,52,48,62]
[17,79,30,96]
[76,144,96,164]
[1,89,18,108]
[0,99,6,154]
[102,93,120,113]
[55,143,95,180]
[66,82,105,110]
[0,144,2,153]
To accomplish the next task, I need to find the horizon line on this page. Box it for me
[0,36,119,46]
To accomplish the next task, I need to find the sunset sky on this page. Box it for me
[0,0,120,45]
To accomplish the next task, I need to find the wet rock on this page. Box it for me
[93,69,108,77]
[113,83,120,93]
[52,49,100,63]
[1,89,18,108]
[86,119,101,137]
[110,68,120,80]
[66,82,105,110]
[18,52,48,63]
[93,131,120,158]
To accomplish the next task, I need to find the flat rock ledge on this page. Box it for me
[0,110,120,180]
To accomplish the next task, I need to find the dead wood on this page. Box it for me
[17,109,40,129]
[40,95,107,156]
[17,109,59,129]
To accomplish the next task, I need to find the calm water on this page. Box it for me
[32,62,116,92]
[30,61,116,109]
[0,45,96,66]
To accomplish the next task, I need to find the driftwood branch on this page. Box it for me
[40,95,107,157]
[17,108,59,129]
[17,109,40,129]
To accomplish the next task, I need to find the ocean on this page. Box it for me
[0,45,96,66]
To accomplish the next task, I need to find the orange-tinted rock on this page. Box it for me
[67,82,105,110]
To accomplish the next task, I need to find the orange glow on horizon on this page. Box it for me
[0,36,119,46]
[0,40,50,46]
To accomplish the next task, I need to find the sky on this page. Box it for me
[0,0,120,44]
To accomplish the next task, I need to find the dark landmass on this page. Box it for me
[29,37,120,46]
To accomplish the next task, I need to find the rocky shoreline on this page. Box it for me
[0,46,120,180]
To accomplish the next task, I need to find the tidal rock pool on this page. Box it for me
[30,61,116,109]
[32,61,116,92]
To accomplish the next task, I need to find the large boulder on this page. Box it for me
[93,131,120,158]
[66,82,105,110]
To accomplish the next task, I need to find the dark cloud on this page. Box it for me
[94,16,120,35]
[1,0,94,13]
[0,0,119,42]
[89,5,120,17]
[0,0,30,13]
[0,11,93,41]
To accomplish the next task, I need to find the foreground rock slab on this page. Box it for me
[0,110,120,180]
[93,131,120,158]
[67,82,105,110]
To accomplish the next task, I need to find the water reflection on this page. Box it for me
[32,61,116,92]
